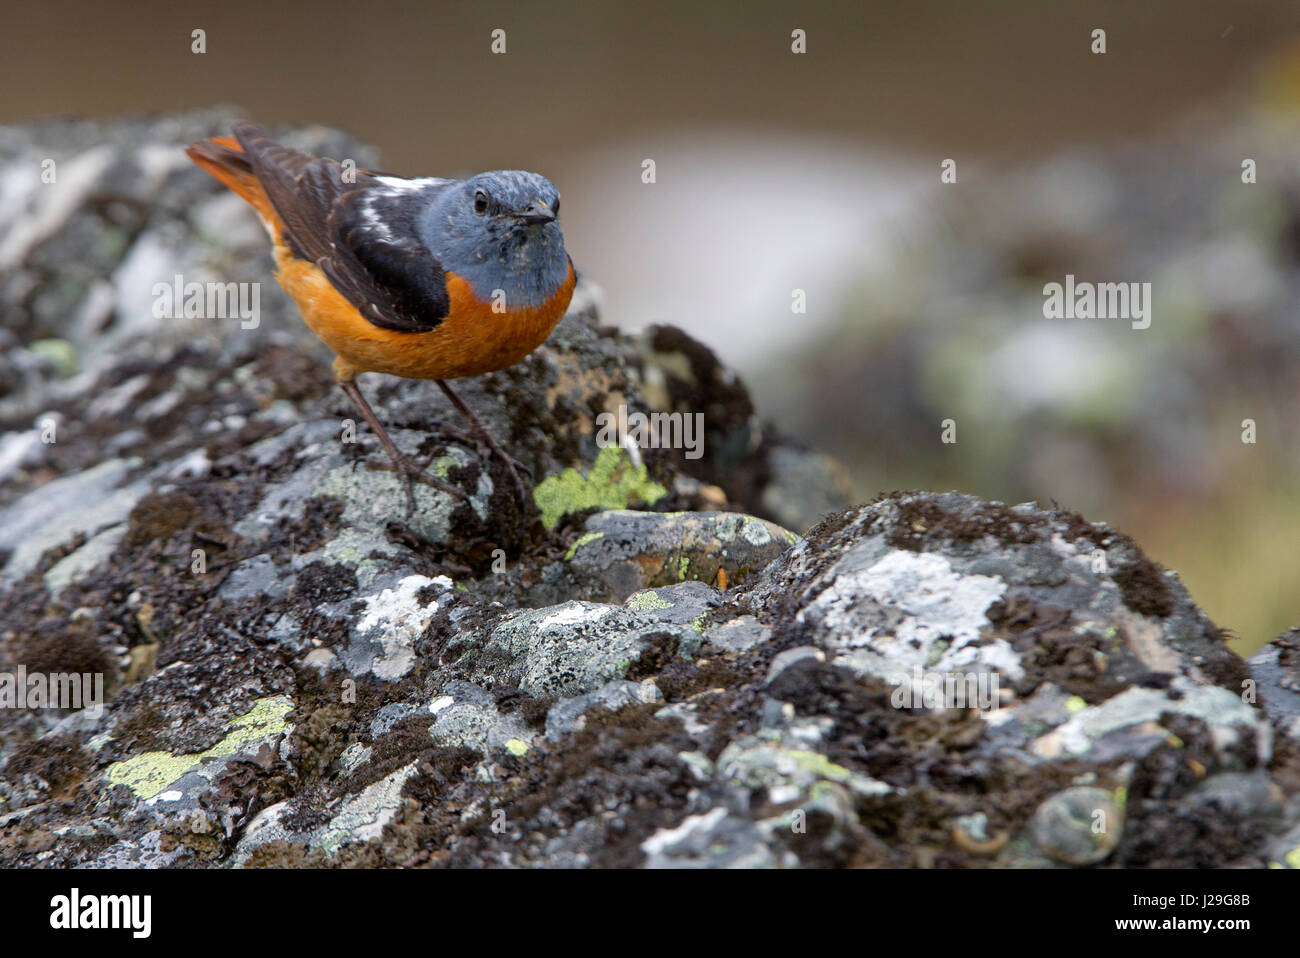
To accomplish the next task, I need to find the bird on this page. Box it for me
[185,121,576,511]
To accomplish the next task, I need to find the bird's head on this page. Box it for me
[418,170,568,308]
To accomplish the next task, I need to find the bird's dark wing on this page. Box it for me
[321,182,453,333]
[231,121,451,333]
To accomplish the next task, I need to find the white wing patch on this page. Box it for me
[373,175,452,192]
[358,199,395,242]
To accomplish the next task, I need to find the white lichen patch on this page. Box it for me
[804,549,1018,681]
[356,574,452,681]
[641,806,730,857]
[538,601,614,633]
[317,762,420,854]
[741,517,774,546]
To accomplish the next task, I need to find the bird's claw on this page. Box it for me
[422,423,531,505]
[368,452,471,514]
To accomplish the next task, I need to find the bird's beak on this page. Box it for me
[518,200,556,224]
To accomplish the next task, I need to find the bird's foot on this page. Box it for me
[425,422,531,506]
[431,380,532,508]
[367,450,471,514]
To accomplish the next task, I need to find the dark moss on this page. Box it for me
[652,657,743,702]
[1112,557,1175,618]
[2,734,90,796]
[292,561,357,606]
[624,630,680,680]
[8,621,115,680]
[884,494,1044,552]
[251,345,334,403]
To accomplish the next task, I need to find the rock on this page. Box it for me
[299,648,339,673]
[641,807,778,868]
[344,574,454,681]
[0,113,1295,871]
[0,458,147,583]
[703,615,771,654]
[564,509,800,602]
[1248,629,1300,742]
[624,580,722,627]
[427,680,534,753]
[1030,786,1123,865]
[447,601,702,698]
[765,646,825,685]
[544,679,663,742]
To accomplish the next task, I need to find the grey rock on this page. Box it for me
[705,615,771,653]
[545,679,662,742]
[1030,786,1123,865]
[623,580,721,626]
[451,601,701,698]
[565,509,801,603]
[1248,630,1300,741]
[217,553,289,602]
[765,646,825,685]
[0,458,147,582]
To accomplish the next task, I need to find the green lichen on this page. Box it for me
[676,555,690,580]
[627,589,674,612]
[786,749,851,782]
[532,446,668,530]
[808,779,838,801]
[30,339,77,377]
[104,696,293,800]
[505,738,530,757]
[564,531,605,561]
[1065,695,1088,713]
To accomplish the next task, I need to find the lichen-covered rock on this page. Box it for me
[1248,629,1300,743]
[562,509,800,602]
[0,113,1294,870]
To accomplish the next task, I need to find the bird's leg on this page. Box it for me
[338,378,470,512]
[435,380,529,503]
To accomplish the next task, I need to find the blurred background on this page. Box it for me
[3,0,1299,653]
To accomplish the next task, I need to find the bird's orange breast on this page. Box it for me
[274,242,576,383]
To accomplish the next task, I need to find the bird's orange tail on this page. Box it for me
[185,134,278,226]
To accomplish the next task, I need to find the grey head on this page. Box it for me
[416,170,569,309]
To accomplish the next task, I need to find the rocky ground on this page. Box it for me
[0,113,1298,868]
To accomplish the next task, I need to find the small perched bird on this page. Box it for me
[186,121,576,509]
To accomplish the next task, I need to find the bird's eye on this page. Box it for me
[473,189,490,214]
